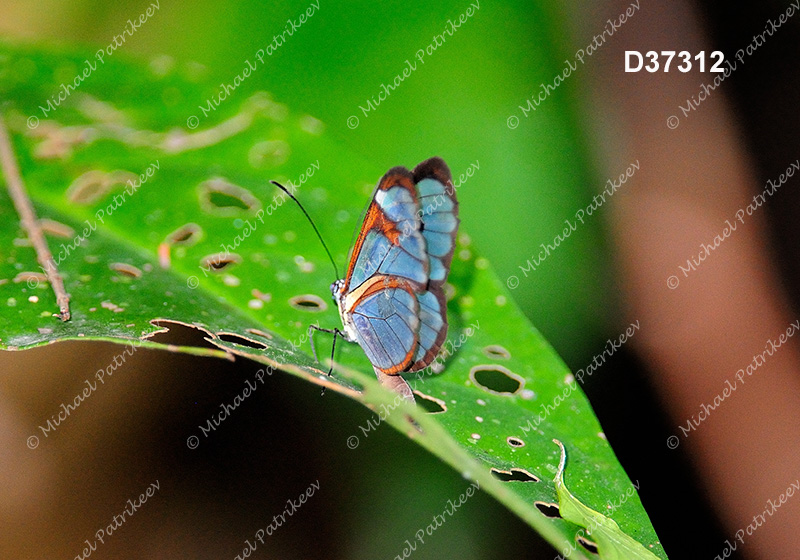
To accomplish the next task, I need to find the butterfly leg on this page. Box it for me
[308,324,349,396]
[308,324,345,375]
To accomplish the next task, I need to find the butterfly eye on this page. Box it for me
[329,280,342,301]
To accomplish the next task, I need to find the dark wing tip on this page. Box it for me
[378,165,415,192]
[412,157,452,188]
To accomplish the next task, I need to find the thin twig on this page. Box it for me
[0,114,70,321]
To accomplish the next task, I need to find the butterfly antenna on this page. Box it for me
[271,180,340,279]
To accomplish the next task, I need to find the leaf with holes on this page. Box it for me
[0,42,666,558]
[552,440,660,559]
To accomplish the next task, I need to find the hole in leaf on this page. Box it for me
[209,192,248,209]
[110,262,143,278]
[246,328,274,340]
[289,294,328,312]
[66,170,110,204]
[469,365,524,395]
[198,178,261,216]
[413,392,447,414]
[166,223,203,246]
[146,319,222,351]
[490,467,539,483]
[66,169,136,204]
[106,170,138,188]
[577,536,599,554]
[506,436,525,448]
[216,332,268,349]
[534,502,561,519]
[482,344,510,359]
[200,253,242,272]
[39,218,74,238]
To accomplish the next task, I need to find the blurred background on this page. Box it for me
[2,0,799,558]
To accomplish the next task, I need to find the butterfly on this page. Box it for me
[300,157,459,403]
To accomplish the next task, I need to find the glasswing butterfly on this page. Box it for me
[274,157,459,402]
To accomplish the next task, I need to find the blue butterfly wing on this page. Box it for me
[338,158,458,375]
[408,157,458,371]
[340,168,427,373]
[343,168,428,292]
[349,284,420,373]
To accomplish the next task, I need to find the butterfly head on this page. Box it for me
[330,278,345,300]
[330,278,347,317]
[330,278,357,342]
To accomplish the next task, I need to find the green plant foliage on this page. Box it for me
[553,440,660,559]
[0,42,666,558]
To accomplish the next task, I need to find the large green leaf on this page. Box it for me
[0,42,665,559]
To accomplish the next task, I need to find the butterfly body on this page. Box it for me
[329,157,459,400]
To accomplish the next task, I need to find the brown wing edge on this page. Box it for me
[411,156,460,290]
[406,285,449,373]
[406,157,459,372]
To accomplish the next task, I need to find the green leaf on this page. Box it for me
[0,41,666,558]
[553,440,661,559]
